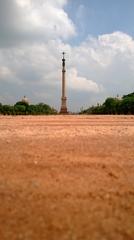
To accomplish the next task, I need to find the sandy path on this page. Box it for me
[0,115,134,240]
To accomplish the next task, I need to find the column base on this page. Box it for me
[59,107,68,114]
[59,97,68,114]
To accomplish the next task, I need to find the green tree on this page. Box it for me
[120,96,134,114]
[103,97,120,114]
[27,105,37,115]
[14,104,26,115]
[14,101,29,115]
[0,103,2,114]
[2,105,14,115]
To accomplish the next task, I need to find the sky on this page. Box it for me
[0,0,134,111]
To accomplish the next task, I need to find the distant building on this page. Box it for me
[116,94,122,100]
[21,96,29,104]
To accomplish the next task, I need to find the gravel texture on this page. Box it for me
[0,115,134,240]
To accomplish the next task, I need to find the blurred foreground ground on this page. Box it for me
[0,115,134,240]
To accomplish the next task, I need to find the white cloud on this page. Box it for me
[98,32,134,53]
[84,32,134,67]
[21,0,75,39]
[16,0,31,8]
[0,66,13,78]
[0,0,75,47]
[68,68,100,92]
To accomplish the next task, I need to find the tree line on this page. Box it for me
[1,92,134,115]
[80,92,134,115]
[0,101,57,115]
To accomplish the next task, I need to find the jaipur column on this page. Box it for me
[60,52,68,114]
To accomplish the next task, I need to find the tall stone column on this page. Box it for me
[60,52,68,114]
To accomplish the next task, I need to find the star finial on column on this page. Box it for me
[62,52,66,59]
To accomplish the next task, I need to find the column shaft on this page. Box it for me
[60,53,68,114]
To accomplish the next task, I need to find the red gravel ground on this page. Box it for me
[0,115,134,240]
